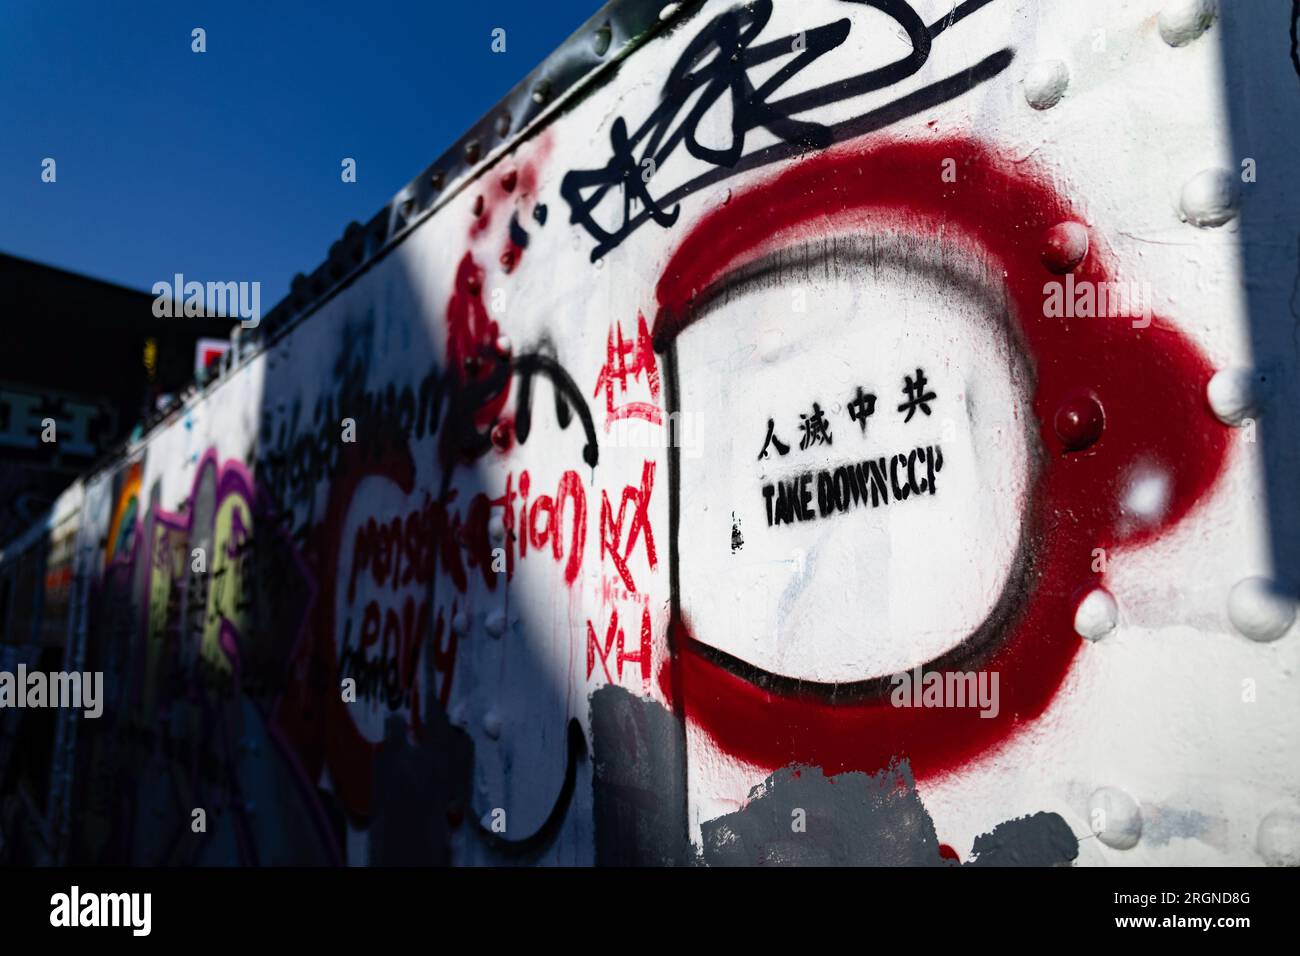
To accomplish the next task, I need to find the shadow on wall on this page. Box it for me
[14,0,1299,869]
[48,242,607,866]
[1220,4,1300,600]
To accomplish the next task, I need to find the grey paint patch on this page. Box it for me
[964,812,1079,867]
[370,710,473,866]
[1141,804,1218,848]
[699,762,1079,867]
[701,763,945,866]
[590,685,691,865]
[588,689,1077,868]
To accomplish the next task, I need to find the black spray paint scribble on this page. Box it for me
[256,340,599,515]
[561,0,1010,260]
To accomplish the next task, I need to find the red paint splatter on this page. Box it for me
[445,252,507,429]
[465,132,554,260]
[654,137,1230,780]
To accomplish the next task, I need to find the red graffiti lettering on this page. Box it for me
[586,605,652,686]
[593,312,662,428]
[503,469,588,586]
[600,460,657,592]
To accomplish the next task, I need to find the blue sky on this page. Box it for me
[0,0,601,302]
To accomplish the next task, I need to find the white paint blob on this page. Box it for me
[1227,576,1296,643]
[1122,467,1171,525]
[1074,588,1119,641]
[1206,367,1261,425]
[676,235,1033,681]
[1158,0,1216,47]
[1023,59,1070,110]
[758,328,783,363]
[1179,168,1238,227]
[1257,808,1300,867]
[1090,786,1143,850]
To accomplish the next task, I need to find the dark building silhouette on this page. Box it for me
[0,253,235,545]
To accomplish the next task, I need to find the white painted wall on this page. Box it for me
[6,0,1298,866]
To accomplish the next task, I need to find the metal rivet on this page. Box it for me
[430,169,446,191]
[1179,168,1238,227]
[532,79,552,105]
[1257,808,1300,866]
[495,111,512,138]
[1158,0,1216,47]
[1023,59,1069,110]
[483,711,503,739]
[1227,577,1296,643]
[1206,367,1260,425]
[593,24,612,57]
[1054,392,1104,451]
[485,610,507,639]
[464,139,481,164]
[1074,588,1118,641]
[1089,787,1142,849]
[1041,221,1089,273]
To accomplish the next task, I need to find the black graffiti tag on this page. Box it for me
[561,0,1009,260]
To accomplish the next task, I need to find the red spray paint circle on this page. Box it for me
[653,136,1229,780]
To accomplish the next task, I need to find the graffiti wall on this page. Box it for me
[3,0,1299,866]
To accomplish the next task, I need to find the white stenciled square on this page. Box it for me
[672,234,1038,682]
